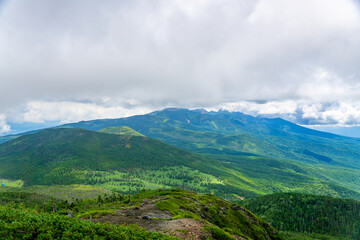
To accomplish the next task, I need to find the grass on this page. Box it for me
[22,184,112,201]
[0,204,178,239]
[98,126,144,136]
[86,166,225,194]
[0,184,111,202]
[0,187,284,239]
[0,178,23,187]
[204,154,360,200]
[67,189,284,240]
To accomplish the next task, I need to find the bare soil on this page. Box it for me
[88,200,210,239]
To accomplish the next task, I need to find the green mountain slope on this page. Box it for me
[84,189,282,240]
[56,108,360,197]
[0,204,177,239]
[205,154,360,200]
[69,189,284,240]
[60,108,360,168]
[0,128,219,185]
[4,108,360,169]
[1,128,359,200]
[0,128,263,198]
[98,126,144,136]
[0,135,17,144]
[243,192,360,239]
[0,187,284,240]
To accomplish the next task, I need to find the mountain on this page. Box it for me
[4,108,360,168]
[60,108,360,168]
[0,128,264,198]
[0,128,217,185]
[1,110,360,239]
[243,192,360,239]
[54,108,360,198]
[1,127,359,200]
[0,130,40,144]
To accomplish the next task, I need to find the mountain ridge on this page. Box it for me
[57,108,360,168]
[1,127,360,201]
[3,108,360,200]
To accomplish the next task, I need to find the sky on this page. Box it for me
[1,0,360,136]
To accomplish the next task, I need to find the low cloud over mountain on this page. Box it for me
[1,0,360,133]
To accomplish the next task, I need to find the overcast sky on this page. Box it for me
[1,0,360,135]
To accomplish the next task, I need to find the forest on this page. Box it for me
[243,192,360,239]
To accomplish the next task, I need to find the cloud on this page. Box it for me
[214,100,360,126]
[0,0,360,127]
[13,98,360,128]
[23,101,154,124]
[0,115,10,134]
[296,68,360,102]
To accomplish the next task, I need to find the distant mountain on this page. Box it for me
[60,108,360,168]
[1,127,359,200]
[54,108,360,198]
[310,125,360,138]
[0,135,17,144]
[0,130,40,144]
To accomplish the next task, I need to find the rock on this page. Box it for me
[142,215,152,220]
[231,204,240,211]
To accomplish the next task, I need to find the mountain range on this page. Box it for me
[60,108,360,167]
[1,108,360,200]
[57,108,360,197]
[2,108,360,238]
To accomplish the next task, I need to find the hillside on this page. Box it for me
[0,187,284,240]
[88,189,284,239]
[60,108,360,168]
[0,128,220,186]
[1,128,359,200]
[0,128,265,198]
[65,189,284,240]
[98,126,144,136]
[0,204,177,239]
[243,192,360,239]
[0,130,40,144]
[56,108,360,197]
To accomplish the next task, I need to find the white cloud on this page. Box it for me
[210,100,299,115]
[0,0,360,128]
[23,101,154,124]
[214,100,360,126]
[6,98,360,132]
[0,115,10,134]
[296,68,360,102]
[315,102,360,125]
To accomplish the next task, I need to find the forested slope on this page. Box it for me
[243,193,360,239]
